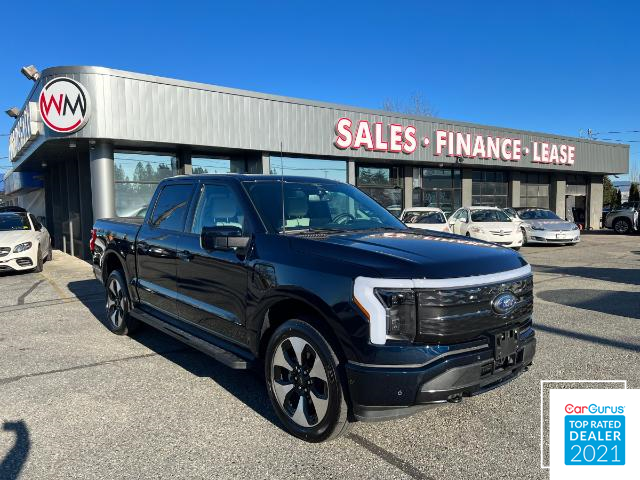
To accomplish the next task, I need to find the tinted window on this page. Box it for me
[29,214,42,231]
[519,209,561,220]
[403,211,446,224]
[191,185,247,234]
[150,184,193,231]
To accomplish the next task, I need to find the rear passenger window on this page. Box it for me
[150,184,193,231]
[191,185,247,234]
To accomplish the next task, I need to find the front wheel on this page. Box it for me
[265,319,350,442]
[34,245,44,272]
[105,270,139,335]
[613,218,631,234]
[521,227,528,245]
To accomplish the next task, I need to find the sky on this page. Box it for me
[1,0,639,187]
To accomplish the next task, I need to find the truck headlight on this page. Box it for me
[13,242,32,253]
[374,288,416,341]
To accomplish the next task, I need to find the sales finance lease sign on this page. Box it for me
[39,77,90,133]
[8,102,43,162]
[334,118,576,166]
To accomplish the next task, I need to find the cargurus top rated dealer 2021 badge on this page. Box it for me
[549,388,640,479]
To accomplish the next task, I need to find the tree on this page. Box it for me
[382,92,437,117]
[616,189,622,208]
[603,176,617,207]
[629,182,640,202]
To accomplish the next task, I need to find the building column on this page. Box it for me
[89,141,115,220]
[262,152,271,174]
[588,175,604,230]
[178,148,192,175]
[549,174,566,219]
[509,171,521,208]
[462,169,473,206]
[347,159,356,185]
[403,166,413,209]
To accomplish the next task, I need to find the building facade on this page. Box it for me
[5,66,629,259]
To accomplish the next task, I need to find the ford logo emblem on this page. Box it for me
[492,291,518,315]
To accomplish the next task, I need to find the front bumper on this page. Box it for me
[0,250,38,272]
[345,329,536,421]
[472,231,523,248]
[526,229,580,244]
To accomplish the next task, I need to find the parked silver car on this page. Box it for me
[503,208,580,245]
[604,201,639,234]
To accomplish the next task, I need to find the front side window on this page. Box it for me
[0,213,30,231]
[470,209,511,222]
[150,184,193,231]
[191,185,247,234]
[115,152,178,217]
[243,180,406,233]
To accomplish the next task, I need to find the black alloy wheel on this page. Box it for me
[265,319,350,442]
[105,270,138,335]
[613,218,631,234]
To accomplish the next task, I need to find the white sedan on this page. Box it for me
[0,211,52,273]
[448,207,523,249]
[400,207,451,232]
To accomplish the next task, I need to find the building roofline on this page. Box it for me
[38,65,629,150]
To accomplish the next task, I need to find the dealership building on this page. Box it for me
[5,66,629,260]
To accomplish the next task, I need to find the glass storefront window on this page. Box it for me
[356,165,403,217]
[472,170,509,208]
[520,173,550,208]
[412,167,462,215]
[114,152,177,217]
[191,157,232,174]
[269,156,347,182]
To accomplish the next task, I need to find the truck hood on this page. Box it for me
[523,219,577,230]
[0,230,35,246]
[288,229,527,279]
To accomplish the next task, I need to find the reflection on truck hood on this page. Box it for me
[289,229,527,279]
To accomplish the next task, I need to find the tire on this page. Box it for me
[34,245,44,273]
[45,242,53,262]
[613,218,631,234]
[265,319,351,442]
[104,270,139,335]
[513,247,521,251]
[521,227,528,245]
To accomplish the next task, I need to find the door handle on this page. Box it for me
[177,250,194,262]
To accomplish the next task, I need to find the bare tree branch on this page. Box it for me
[382,92,437,117]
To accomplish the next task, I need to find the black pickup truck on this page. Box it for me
[91,174,536,442]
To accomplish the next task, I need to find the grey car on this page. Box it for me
[604,202,639,234]
[503,208,580,245]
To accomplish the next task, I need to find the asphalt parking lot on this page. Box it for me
[1,233,639,480]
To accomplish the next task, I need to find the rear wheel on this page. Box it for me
[613,218,631,234]
[265,319,350,442]
[105,270,139,335]
[45,242,53,262]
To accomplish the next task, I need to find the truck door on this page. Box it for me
[176,182,252,344]
[136,182,195,316]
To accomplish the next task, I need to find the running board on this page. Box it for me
[130,309,249,369]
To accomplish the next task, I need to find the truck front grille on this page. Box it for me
[415,275,533,344]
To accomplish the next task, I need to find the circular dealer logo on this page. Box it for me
[38,77,90,133]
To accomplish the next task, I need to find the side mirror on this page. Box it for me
[201,226,250,253]
[460,218,468,223]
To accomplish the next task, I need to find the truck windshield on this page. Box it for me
[0,213,31,231]
[243,180,407,233]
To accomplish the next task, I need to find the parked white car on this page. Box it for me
[0,211,52,273]
[506,208,580,245]
[400,207,450,233]
[449,207,523,249]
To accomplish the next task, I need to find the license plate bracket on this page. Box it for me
[491,328,519,367]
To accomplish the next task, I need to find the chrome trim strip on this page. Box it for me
[348,344,489,369]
